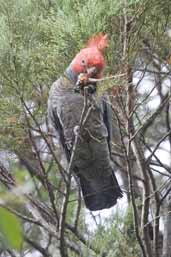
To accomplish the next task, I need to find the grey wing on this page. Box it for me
[73,95,123,211]
[47,78,84,161]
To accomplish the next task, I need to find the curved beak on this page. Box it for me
[87,66,98,77]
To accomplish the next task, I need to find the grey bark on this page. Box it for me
[162,193,171,257]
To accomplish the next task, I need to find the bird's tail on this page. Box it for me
[78,170,123,211]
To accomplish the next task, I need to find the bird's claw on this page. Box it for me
[66,141,73,150]
[73,125,80,136]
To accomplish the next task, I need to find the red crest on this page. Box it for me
[70,33,108,76]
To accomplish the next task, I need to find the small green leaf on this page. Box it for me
[0,207,23,250]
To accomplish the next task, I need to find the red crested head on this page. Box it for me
[70,33,108,77]
[86,33,108,51]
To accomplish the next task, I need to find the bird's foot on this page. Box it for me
[73,126,84,142]
[73,125,80,136]
[66,141,73,150]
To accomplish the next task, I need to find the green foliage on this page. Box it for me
[0,207,23,251]
[92,206,141,257]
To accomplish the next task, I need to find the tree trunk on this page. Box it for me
[162,194,171,257]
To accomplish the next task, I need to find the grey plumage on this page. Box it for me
[48,75,122,211]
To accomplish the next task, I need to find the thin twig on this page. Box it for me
[88,73,126,83]
[58,86,93,257]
